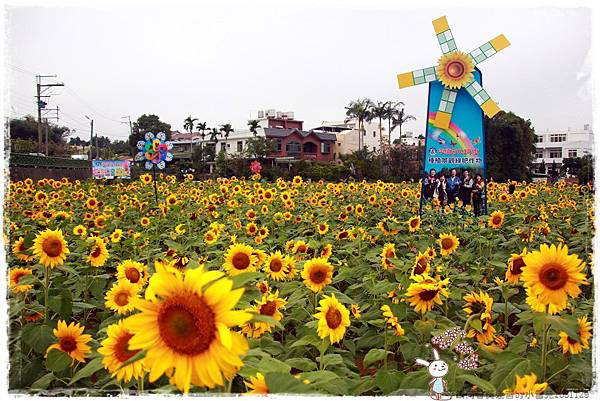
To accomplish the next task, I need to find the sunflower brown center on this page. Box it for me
[232,252,251,270]
[411,219,419,228]
[415,258,428,275]
[42,238,63,257]
[310,267,328,284]
[60,336,77,353]
[114,291,130,306]
[125,268,141,283]
[114,332,140,363]
[539,264,568,290]
[338,232,349,239]
[441,238,454,250]
[259,301,277,316]
[419,289,439,302]
[325,308,342,329]
[13,271,27,283]
[492,216,502,225]
[270,259,283,272]
[297,245,307,253]
[91,245,102,258]
[511,257,525,275]
[158,293,216,355]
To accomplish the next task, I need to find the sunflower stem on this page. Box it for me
[43,265,50,323]
[138,376,144,394]
[384,327,388,370]
[503,299,509,336]
[541,323,551,381]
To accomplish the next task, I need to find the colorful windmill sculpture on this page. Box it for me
[135,132,174,171]
[397,16,510,129]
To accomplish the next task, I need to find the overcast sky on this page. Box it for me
[5,1,592,142]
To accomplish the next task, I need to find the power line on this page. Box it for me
[63,86,123,124]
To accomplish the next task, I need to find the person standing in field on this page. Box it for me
[423,169,437,201]
[472,174,485,216]
[446,168,462,205]
[459,170,473,207]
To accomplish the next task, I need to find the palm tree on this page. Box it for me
[370,101,389,149]
[391,108,416,145]
[183,116,198,154]
[247,119,260,137]
[196,121,208,161]
[344,98,373,151]
[219,123,234,155]
[209,127,220,143]
[384,101,404,145]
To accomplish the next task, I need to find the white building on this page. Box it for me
[170,129,261,157]
[401,131,425,147]
[533,124,593,173]
[311,119,385,158]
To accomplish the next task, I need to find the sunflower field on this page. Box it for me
[5,174,594,396]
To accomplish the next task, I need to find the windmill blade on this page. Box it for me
[468,34,510,65]
[432,88,458,129]
[397,66,437,89]
[432,16,458,54]
[464,79,501,118]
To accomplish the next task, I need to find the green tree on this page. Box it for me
[129,114,172,157]
[344,98,373,151]
[391,107,416,145]
[183,116,198,153]
[539,159,546,174]
[484,111,536,182]
[370,101,389,148]
[244,137,276,159]
[247,119,260,137]
[10,115,70,144]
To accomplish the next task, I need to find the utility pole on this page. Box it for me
[85,116,93,162]
[121,116,133,157]
[41,107,59,156]
[36,75,64,154]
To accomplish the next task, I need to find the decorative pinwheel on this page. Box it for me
[135,132,173,170]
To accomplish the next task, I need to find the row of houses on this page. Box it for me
[170,110,424,163]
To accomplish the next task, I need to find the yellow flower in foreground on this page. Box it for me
[502,373,547,395]
[46,320,92,363]
[9,267,33,293]
[488,210,505,229]
[244,372,269,395]
[116,260,148,288]
[12,236,34,261]
[242,290,287,338]
[87,237,109,267]
[407,216,421,232]
[263,251,287,281]
[521,244,587,314]
[314,293,350,344]
[32,228,70,268]
[124,267,251,393]
[558,316,592,355]
[405,275,449,314]
[438,233,459,256]
[73,225,87,237]
[105,280,140,315]
[350,304,361,319]
[223,243,259,276]
[98,320,146,382]
[301,258,333,293]
[505,248,528,284]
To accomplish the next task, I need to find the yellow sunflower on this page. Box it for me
[98,320,146,382]
[46,320,92,363]
[263,251,288,281]
[381,305,405,336]
[405,275,449,314]
[314,293,350,344]
[463,291,496,344]
[12,236,33,262]
[502,373,547,395]
[105,280,140,315]
[223,243,259,276]
[317,222,329,235]
[488,210,505,229]
[73,225,87,237]
[505,248,528,284]
[116,260,149,288]
[244,372,269,395]
[9,267,33,293]
[521,244,587,314]
[411,252,431,278]
[292,240,309,254]
[242,290,287,338]
[380,243,396,270]
[557,316,592,355]
[87,236,109,267]
[32,228,70,268]
[436,50,475,90]
[301,258,334,293]
[110,229,124,243]
[350,304,361,319]
[407,216,421,232]
[124,267,251,393]
[438,233,459,256]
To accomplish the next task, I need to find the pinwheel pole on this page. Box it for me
[135,132,173,206]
